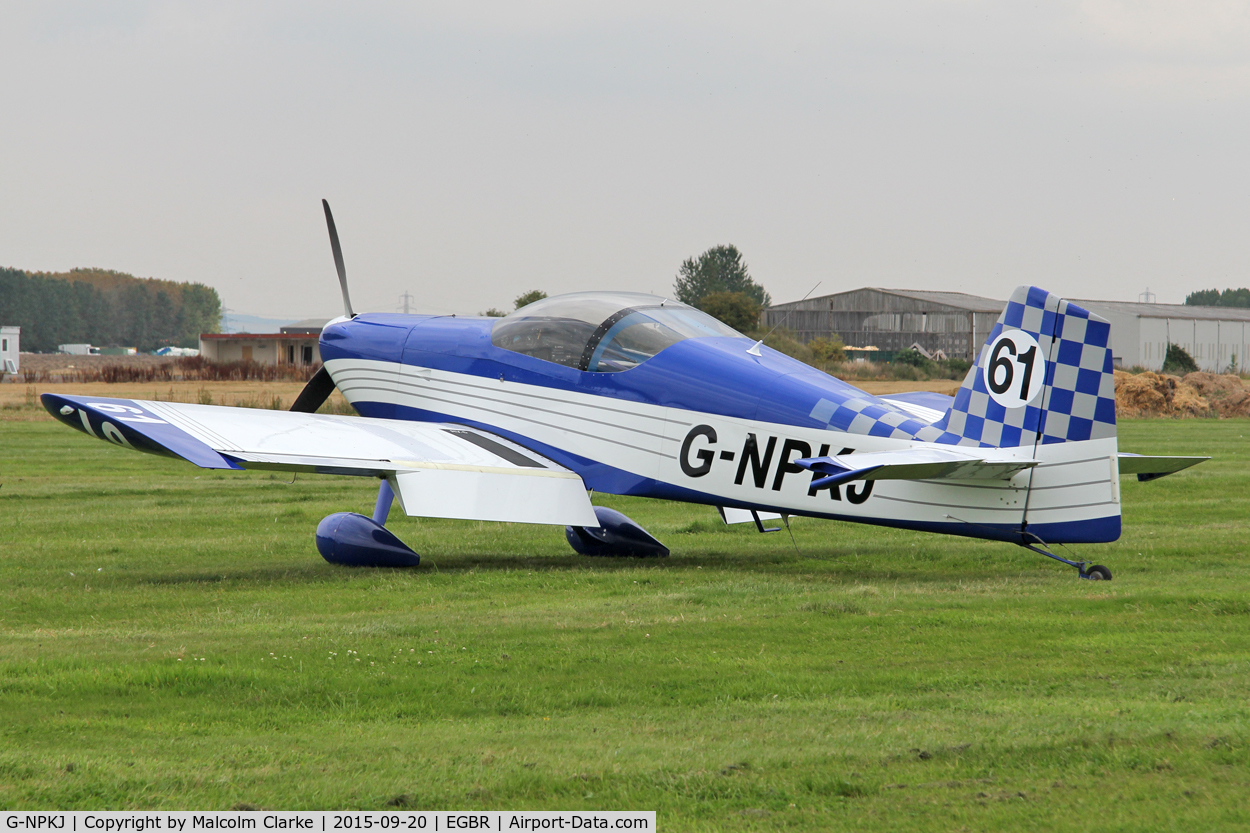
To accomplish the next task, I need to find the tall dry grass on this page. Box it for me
[20,357,322,385]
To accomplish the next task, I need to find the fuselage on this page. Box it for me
[319,312,1121,545]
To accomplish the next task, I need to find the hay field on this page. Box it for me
[1,403,1247,828]
[0,380,351,417]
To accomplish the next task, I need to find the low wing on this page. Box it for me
[1117,453,1209,482]
[42,394,598,526]
[795,446,1038,488]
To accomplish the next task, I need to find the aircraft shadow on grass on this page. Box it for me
[43,202,1208,582]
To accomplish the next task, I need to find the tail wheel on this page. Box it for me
[1085,565,1112,581]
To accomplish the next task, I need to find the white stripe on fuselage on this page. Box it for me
[327,359,1119,527]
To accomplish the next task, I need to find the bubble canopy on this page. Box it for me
[490,292,743,373]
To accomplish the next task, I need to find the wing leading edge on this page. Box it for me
[41,394,598,526]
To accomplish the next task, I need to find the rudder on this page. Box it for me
[931,286,1117,448]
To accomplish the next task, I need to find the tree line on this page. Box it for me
[1186,288,1250,307]
[0,267,222,353]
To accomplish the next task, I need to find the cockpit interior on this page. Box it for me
[490,292,742,372]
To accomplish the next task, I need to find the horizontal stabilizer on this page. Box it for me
[1118,453,1209,482]
[42,394,597,526]
[796,447,1038,486]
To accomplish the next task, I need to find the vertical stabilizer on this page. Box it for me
[931,286,1117,448]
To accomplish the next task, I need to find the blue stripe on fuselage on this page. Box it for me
[321,313,905,432]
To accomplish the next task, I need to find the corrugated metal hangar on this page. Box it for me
[764,288,1250,372]
[1078,300,1250,373]
[762,288,1005,362]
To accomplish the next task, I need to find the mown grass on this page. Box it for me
[1,417,1248,830]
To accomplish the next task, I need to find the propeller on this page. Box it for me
[323,198,354,319]
[290,365,336,413]
[290,199,354,414]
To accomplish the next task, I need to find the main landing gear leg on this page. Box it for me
[373,477,395,524]
[1019,535,1112,581]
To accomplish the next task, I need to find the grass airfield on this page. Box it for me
[1,413,1248,830]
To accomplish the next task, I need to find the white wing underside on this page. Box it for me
[121,400,597,527]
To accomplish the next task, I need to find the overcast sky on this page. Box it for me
[3,2,1249,317]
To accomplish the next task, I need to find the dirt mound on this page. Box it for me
[1114,371,1204,417]
[1182,371,1250,416]
[1114,370,1250,417]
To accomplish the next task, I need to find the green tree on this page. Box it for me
[673,245,770,308]
[694,291,761,333]
[1186,288,1250,307]
[894,348,932,369]
[0,268,221,352]
[808,335,845,362]
[151,290,177,348]
[1162,343,1198,375]
[178,284,223,346]
[514,290,547,310]
[480,308,507,317]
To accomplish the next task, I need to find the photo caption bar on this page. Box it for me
[1,812,654,833]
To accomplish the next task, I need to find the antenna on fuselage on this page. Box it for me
[322,199,355,319]
[746,281,821,357]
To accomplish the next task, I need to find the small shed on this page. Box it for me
[0,326,19,374]
[199,332,322,366]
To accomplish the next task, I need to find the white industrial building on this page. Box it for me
[1,326,19,374]
[1073,300,1250,373]
[765,289,1250,373]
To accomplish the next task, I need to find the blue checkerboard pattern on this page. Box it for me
[807,285,1117,448]
[928,285,1117,447]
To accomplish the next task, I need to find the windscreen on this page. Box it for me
[491,292,742,372]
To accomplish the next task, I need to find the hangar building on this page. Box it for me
[764,288,1250,372]
[1072,300,1250,373]
[761,288,1004,362]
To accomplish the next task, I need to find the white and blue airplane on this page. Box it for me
[43,202,1207,579]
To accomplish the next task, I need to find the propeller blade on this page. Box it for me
[322,199,354,318]
[290,366,337,413]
